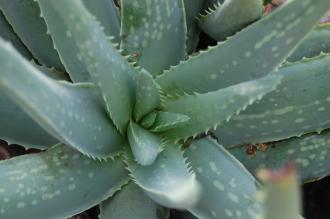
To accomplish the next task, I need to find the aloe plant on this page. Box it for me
[0,0,329,218]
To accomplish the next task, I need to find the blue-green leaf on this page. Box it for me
[141,111,158,129]
[82,0,120,43]
[100,182,169,219]
[229,131,330,183]
[0,10,31,59]
[0,39,124,158]
[126,143,200,209]
[288,23,330,62]
[215,54,330,147]
[162,75,281,141]
[128,121,162,166]
[157,0,330,95]
[199,0,263,41]
[0,144,129,219]
[49,0,136,133]
[183,0,204,53]
[31,61,69,81]
[0,0,64,70]
[134,70,161,122]
[150,111,190,132]
[36,0,90,82]
[120,0,186,75]
[186,138,262,219]
[0,93,57,149]
[37,0,121,82]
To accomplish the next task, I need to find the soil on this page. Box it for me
[303,176,330,219]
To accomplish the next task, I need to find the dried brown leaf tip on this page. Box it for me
[256,143,268,152]
[246,143,268,157]
[0,141,10,160]
[130,51,140,59]
[264,0,287,16]
[246,144,257,157]
[114,0,121,8]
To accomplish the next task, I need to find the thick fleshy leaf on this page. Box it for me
[258,165,302,219]
[36,1,90,82]
[0,144,129,219]
[141,111,158,129]
[134,70,161,121]
[120,0,186,75]
[32,61,69,81]
[156,0,330,95]
[100,182,169,219]
[229,131,330,183]
[186,138,262,219]
[215,54,330,147]
[162,75,281,141]
[128,121,162,166]
[0,93,57,149]
[0,0,64,70]
[126,143,200,209]
[49,0,136,133]
[199,0,263,41]
[150,111,190,132]
[0,61,67,149]
[287,23,330,62]
[0,39,124,158]
[82,0,120,42]
[37,0,121,82]
[184,0,204,53]
[0,10,31,59]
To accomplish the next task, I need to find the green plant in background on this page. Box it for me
[0,0,329,218]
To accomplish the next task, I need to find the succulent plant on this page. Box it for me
[0,0,329,218]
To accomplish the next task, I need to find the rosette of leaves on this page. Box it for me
[0,0,329,218]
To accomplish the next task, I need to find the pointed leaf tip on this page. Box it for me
[0,39,124,158]
[128,121,162,166]
[134,70,161,122]
[163,75,282,141]
[199,0,263,41]
[150,111,191,132]
[48,0,136,133]
[157,0,330,95]
[127,143,201,209]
